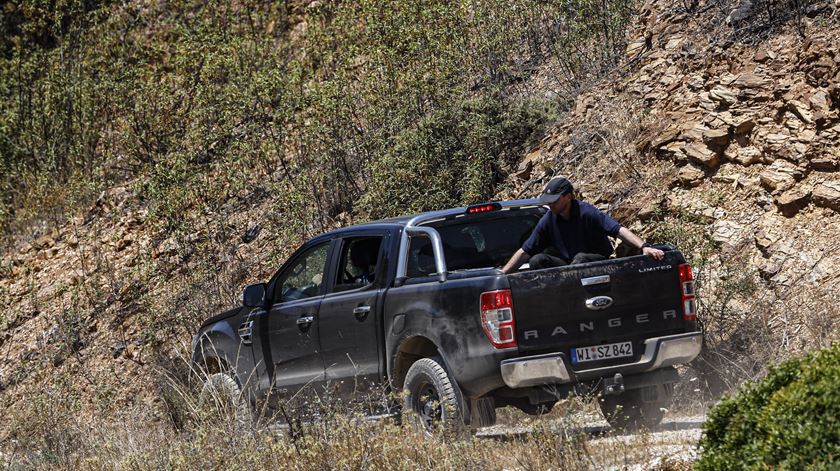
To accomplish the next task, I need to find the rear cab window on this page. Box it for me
[406,207,543,277]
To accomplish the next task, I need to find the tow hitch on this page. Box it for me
[601,368,680,396]
[603,373,625,395]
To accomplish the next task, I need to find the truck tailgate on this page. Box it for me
[507,252,691,361]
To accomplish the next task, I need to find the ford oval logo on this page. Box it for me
[585,296,613,310]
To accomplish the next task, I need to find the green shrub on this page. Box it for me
[697,343,840,470]
[358,95,559,219]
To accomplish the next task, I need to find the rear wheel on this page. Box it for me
[469,396,497,430]
[517,400,556,416]
[599,385,670,432]
[403,356,467,436]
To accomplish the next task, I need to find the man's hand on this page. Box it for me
[642,246,665,260]
[617,227,666,261]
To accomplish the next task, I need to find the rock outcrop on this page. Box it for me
[502,0,840,361]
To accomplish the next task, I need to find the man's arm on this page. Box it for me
[617,227,665,260]
[501,248,531,274]
[505,213,548,274]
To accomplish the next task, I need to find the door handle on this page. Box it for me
[296,315,315,330]
[353,305,371,321]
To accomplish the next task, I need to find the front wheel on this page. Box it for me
[198,372,253,429]
[403,356,467,436]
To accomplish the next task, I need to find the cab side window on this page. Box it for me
[333,236,383,292]
[406,235,435,278]
[272,243,330,303]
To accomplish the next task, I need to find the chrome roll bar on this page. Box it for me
[393,198,543,286]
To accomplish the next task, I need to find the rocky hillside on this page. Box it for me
[0,0,838,458]
[500,0,840,391]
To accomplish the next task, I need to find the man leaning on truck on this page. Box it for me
[501,177,665,274]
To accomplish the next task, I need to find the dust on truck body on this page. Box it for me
[192,199,702,431]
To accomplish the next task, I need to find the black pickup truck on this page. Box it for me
[192,199,702,431]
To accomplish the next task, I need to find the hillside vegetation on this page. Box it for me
[1,0,631,239]
[0,0,644,467]
[1,0,839,468]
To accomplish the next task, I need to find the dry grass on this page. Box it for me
[0,357,701,471]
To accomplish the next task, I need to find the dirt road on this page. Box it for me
[477,414,705,469]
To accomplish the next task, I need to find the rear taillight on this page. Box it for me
[679,263,696,321]
[480,289,517,349]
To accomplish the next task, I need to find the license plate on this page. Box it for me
[571,341,633,364]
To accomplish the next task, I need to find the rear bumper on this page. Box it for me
[500,332,702,388]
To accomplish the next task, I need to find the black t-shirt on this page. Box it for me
[521,200,622,261]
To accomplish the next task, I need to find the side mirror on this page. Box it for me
[242,283,267,308]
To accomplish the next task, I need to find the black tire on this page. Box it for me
[469,396,497,430]
[599,386,668,432]
[198,372,253,429]
[517,400,556,416]
[403,356,467,436]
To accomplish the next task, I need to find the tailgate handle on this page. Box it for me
[581,275,610,286]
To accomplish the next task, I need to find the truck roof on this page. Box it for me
[316,198,545,239]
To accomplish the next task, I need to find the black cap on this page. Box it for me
[538,177,573,204]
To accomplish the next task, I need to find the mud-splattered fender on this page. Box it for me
[383,273,520,398]
[192,307,257,390]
